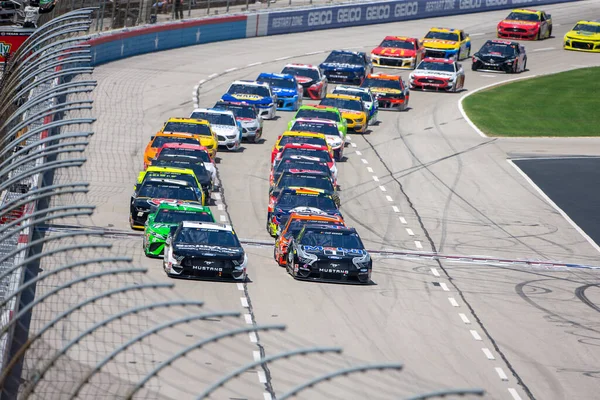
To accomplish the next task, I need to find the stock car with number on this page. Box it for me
[256,73,303,111]
[370,36,425,69]
[332,86,378,125]
[270,131,332,163]
[288,105,348,137]
[563,20,600,52]
[319,50,373,85]
[148,156,213,202]
[153,143,217,183]
[144,118,218,166]
[129,178,203,229]
[163,222,247,281]
[421,27,471,61]
[267,188,341,237]
[289,118,346,161]
[273,143,338,183]
[361,74,410,111]
[284,224,372,284]
[143,201,215,257]
[281,64,328,99]
[497,9,552,40]
[274,211,346,266]
[213,100,263,143]
[190,108,242,152]
[408,58,466,92]
[471,40,527,73]
[319,94,368,133]
[268,170,340,215]
[136,166,205,204]
[221,80,277,120]
[269,155,334,188]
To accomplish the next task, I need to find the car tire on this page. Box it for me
[536,30,541,40]
[523,58,527,72]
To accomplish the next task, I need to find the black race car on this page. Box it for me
[319,50,373,85]
[471,39,527,73]
[284,224,372,284]
[269,170,340,209]
[149,155,213,203]
[163,221,247,281]
[129,178,203,229]
[270,155,333,188]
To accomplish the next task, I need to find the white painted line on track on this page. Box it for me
[399,217,407,224]
[247,61,263,67]
[495,367,509,381]
[459,313,470,324]
[355,150,362,155]
[386,195,393,202]
[379,185,387,192]
[305,50,326,55]
[208,73,219,79]
[482,348,495,360]
[367,167,373,172]
[431,267,440,277]
[263,393,273,400]
[470,330,482,341]
[480,74,498,78]
[244,314,253,324]
[448,297,460,307]
[217,203,224,210]
[361,158,369,164]
[508,388,523,400]
[470,32,486,36]
[253,350,262,361]
[415,241,423,249]
[351,142,357,148]
[198,79,206,85]
[249,332,258,343]
[224,67,238,72]
[240,297,249,308]
[554,23,561,26]
[406,228,414,236]
[275,56,292,61]
[372,176,379,182]
[533,47,555,52]
[213,192,221,200]
[237,283,244,291]
[257,371,267,383]
[440,282,450,291]
[220,215,227,222]
[507,160,600,255]
[392,206,399,213]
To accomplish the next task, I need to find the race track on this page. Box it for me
[57,1,600,398]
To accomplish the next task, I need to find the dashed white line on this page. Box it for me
[470,32,485,36]
[351,142,357,148]
[482,348,495,360]
[240,297,249,308]
[414,240,423,249]
[448,297,459,307]
[237,283,244,291]
[366,167,373,172]
[386,195,393,202]
[213,193,221,200]
[217,203,224,210]
[372,176,379,182]
[439,282,450,291]
[459,313,470,324]
[470,330,482,341]
[508,388,523,400]
[392,206,399,213]
[208,73,218,79]
[244,314,253,324]
[253,350,262,361]
[305,50,326,55]
[379,185,387,192]
[495,367,509,381]
[224,67,237,72]
[263,393,273,400]
[405,228,414,236]
[430,267,440,277]
[361,158,369,164]
[247,61,263,67]
[220,215,227,222]
[249,332,258,343]
[399,217,407,224]
[533,47,555,52]
[275,56,292,61]
[257,371,267,383]
[198,79,206,85]
[355,150,362,155]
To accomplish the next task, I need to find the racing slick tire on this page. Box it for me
[523,58,527,72]
[536,30,541,40]
[287,253,298,279]
[548,27,552,38]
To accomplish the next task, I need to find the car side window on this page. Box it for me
[459,32,464,41]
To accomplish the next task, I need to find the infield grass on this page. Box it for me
[462,67,600,137]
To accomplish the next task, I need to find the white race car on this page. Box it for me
[288,117,346,161]
[408,58,466,92]
[190,108,242,151]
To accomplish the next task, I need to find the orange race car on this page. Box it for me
[360,73,410,111]
[273,211,346,266]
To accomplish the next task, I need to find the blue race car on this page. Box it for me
[220,80,277,120]
[319,50,373,85]
[256,73,303,111]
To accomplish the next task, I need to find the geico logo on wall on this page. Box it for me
[395,2,419,17]
[366,5,390,21]
[459,0,482,9]
[511,0,533,4]
[307,10,333,26]
[337,7,362,23]
[486,0,508,5]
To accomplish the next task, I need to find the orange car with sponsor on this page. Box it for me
[360,73,410,111]
[273,211,346,266]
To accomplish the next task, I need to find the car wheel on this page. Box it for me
[548,27,552,38]
[523,58,527,72]
[536,30,541,40]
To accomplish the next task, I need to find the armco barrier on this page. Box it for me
[87,0,580,66]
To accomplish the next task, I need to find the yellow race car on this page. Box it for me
[319,94,368,133]
[564,20,600,52]
[421,27,471,61]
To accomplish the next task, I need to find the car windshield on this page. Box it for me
[280,148,331,163]
[479,43,516,56]
[286,219,342,236]
[275,160,331,178]
[163,122,212,136]
[506,12,539,21]
[258,76,296,89]
[425,31,459,41]
[320,98,363,112]
[281,66,320,81]
[333,89,371,102]
[300,230,364,249]
[214,104,257,119]
[138,183,198,201]
[324,52,364,65]
[279,136,327,147]
[362,78,402,90]
[295,109,340,122]
[380,39,415,49]
[152,159,207,176]
[158,148,211,162]
[291,121,340,137]
[572,23,600,33]
[416,61,455,72]
[190,111,235,126]
[277,175,334,192]
[155,209,214,224]
[174,227,240,247]
[151,136,198,148]
[227,84,271,97]
[144,172,195,187]
[276,193,337,210]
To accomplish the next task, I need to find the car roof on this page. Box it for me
[334,85,370,93]
[281,143,329,150]
[192,108,235,116]
[302,224,356,234]
[180,221,233,231]
[299,104,339,112]
[293,117,338,125]
[281,131,327,138]
[165,117,210,125]
[383,36,417,42]
[422,57,455,64]
[280,169,329,177]
[289,212,343,221]
[258,72,295,80]
[328,49,364,55]
[280,187,329,196]
[366,73,401,81]
[146,166,196,177]
[144,178,192,186]
[428,27,461,33]
[156,200,207,210]
[159,143,208,151]
[231,80,269,88]
[511,9,540,14]
[325,93,362,101]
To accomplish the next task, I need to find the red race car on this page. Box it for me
[497,9,553,40]
[281,63,328,99]
[370,36,425,69]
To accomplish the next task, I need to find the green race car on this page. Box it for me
[143,201,215,257]
[287,105,348,136]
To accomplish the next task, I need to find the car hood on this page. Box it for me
[412,69,454,78]
[566,30,600,40]
[236,117,260,127]
[499,20,539,27]
[134,197,193,210]
[422,39,458,50]
[320,62,364,71]
[221,93,272,104]
[274,205,340,217]
[147,222,176,234]
[369,87,403,95]
[372,47,416,57]
[211,125,238,135]
[272,87,297,96]
[173,243,244,259]
[474,53,512,62]
[300,245,367,258]
[295,76,316,86]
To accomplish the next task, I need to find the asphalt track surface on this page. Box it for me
[47,2,600,399]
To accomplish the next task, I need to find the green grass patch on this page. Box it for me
[462,67,600,137]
